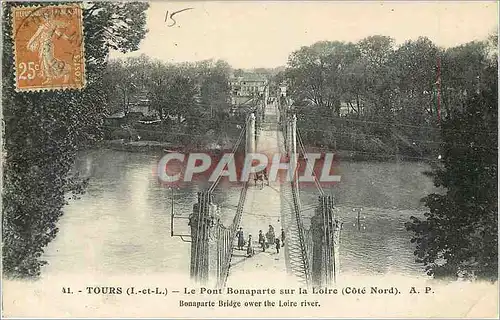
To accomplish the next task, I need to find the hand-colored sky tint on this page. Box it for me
[110,1,498,68]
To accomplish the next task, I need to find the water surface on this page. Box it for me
[42,150,436,278]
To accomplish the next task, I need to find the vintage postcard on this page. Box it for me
[1,0,498,318]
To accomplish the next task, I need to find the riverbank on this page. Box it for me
[98,139,231,153]
[98,139,181,153]
[332,149,437,162]
[96,139,436,163]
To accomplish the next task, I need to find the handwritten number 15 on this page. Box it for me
[165,8,194,27]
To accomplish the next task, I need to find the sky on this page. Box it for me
[110,1,498,69]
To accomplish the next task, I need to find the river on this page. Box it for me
[42,149,438,279]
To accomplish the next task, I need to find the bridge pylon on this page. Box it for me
[189,191,216,284]
[246,113,256,154]
[311,195,341,287]
[187,112,254,287]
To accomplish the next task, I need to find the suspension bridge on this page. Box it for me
[172,94,341,289]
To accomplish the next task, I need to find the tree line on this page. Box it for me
[282,35,497,159]
[406,34,497,280]
[102,55,249,148]
[281,34,498,280]
[2,1,150,278]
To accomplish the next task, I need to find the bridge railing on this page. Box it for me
[278,101,342,287]
[216,182,249,288]
[290,181,313,286]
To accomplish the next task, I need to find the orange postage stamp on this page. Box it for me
[12,4,85,92]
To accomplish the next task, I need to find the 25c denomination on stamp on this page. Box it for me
[12,3,85,92]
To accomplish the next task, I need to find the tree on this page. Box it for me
[103,57,146,116]
[405,58,498,280]
[147,60,173,121]
[166,73,198,125]
[392,37,440,122]
[2,1,149,278]
[358,35,394,67]
[102,59,127,115]
[356,35,396,120]
[199,60,232,117]
[440,41,489,118]
[233,68,244,77]
[286,41,360,114]
[389,37,442,153]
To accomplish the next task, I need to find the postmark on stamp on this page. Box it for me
[12,3,85,92]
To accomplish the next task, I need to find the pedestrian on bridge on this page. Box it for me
[247,234,255,257]
[258,230,266,252]
[236,227,244,250]
[275,238,281,254]
[266,225,275,245]
[281,228,286,247]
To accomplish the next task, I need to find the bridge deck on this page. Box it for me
[225,103,300,287]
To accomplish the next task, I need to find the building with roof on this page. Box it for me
[229,73,269,106]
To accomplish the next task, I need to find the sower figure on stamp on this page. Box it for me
[236,227,244,250]
[27,10,73,85]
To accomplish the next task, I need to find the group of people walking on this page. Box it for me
[254,169,269,189]
[236,225,285,258]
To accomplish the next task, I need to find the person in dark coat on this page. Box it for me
[275,238,281,254]
[258,230,266,252]
[263,168,269,186]
[281,228,286,247]
[236,227,244,250]
[266,225,275,244]
[247,235,255,257]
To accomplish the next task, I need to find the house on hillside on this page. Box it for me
[105,89,157,126]
[229,73,269,106]
[128,89,156,118]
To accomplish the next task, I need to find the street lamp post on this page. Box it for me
[353,207,363,231]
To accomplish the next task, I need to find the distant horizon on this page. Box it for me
[110,33,497,70]
[110,31,497,70]
[110,1,498,69]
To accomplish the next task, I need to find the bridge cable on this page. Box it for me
[296,129,325,196]
[208,115,249,193]
[192,189,204,280]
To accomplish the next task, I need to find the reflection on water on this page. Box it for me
[42,150,436,278]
